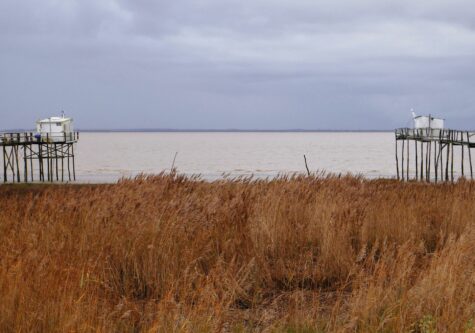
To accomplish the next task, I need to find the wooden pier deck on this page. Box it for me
[395,128,475,182]
[0,132,79,183]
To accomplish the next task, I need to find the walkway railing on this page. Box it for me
[0,132,79,145]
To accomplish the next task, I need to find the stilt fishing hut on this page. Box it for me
[1,113,79,182]
[395,112,475,182]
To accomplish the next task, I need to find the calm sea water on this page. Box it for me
[74,132,397,182]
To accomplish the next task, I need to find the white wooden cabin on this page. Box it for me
[412,112,444,129]
[36,114,74,142]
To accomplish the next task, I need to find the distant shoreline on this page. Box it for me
[80,129,395,133]
[1,129,394,133]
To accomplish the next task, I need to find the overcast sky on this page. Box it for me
[1,0,475,130]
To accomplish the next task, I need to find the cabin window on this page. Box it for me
[56,122,61,126]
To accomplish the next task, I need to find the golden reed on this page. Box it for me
[1,173,475,332]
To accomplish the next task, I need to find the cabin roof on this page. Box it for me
[37,117,73,123]
[413,115,445,121]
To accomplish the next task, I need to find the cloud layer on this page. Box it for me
[1,0,475,129]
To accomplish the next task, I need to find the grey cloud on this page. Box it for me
[1,0,475,130]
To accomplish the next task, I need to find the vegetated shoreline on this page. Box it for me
[1,173,474,332]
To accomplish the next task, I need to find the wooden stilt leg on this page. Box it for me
[15,146,20,183]
[434,140,438,183]
[3,146,6,182]
[30,144,34,181]
[415,139,418,180]
[406,138,410,180]
[72,144,76,181]
[468,132,473,180]
[23,145,28,182]
[427,141,431,181]
[67,144,71,181]
[446,138,450,181]
[55,143,59,181]
[461,133,465,177]
[395,137,399,180]
[451,140,454,182]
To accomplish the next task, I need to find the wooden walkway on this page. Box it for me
[395,128,475,182]
[0,132,79,182]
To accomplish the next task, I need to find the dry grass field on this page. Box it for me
[1,173,475,332]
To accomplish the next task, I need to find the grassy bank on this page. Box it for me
[1,174,475,332]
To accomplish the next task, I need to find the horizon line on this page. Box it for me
[1,128,395,133]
